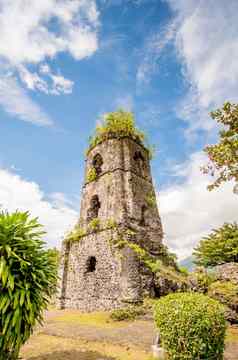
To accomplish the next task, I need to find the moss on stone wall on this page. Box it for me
[63,225,86,245]
[86,168,97,183]
[145,191,157,208]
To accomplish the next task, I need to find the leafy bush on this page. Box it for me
[86,168,97,183]
[154,292,226,360]
[87,109,146,152]
[0,211,57,360]
[208,281,238,311]
[110,305,145,321]
[193,222,238,267]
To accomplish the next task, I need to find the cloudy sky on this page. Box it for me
[0,0,237,259]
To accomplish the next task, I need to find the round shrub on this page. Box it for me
[154,292,226,360]
[0,211,57,360]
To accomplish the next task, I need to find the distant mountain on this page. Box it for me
[179,256,195,272]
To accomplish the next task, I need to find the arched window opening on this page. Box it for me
[87,195,101,221]
[92,153,103,176]
[133,151,144,163]
[87,195,101,222]
[86,256,97,273]
[140,205,147,226]
[134,151,145,174]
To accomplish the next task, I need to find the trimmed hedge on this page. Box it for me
[154,292,226,360]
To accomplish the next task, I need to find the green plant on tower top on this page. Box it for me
[87,109,148,153]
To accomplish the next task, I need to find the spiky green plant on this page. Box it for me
[0,211,57,359]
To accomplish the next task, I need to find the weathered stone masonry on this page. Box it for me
[58,136,164,311]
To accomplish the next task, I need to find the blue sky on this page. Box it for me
[0,0,238,258]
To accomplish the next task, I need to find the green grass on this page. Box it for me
[52,311,127,328]
[21,333,152,360]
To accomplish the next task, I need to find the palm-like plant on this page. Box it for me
[0,211,58,359]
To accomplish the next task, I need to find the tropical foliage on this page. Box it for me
[154,292,226,360]
[202,102,238,192]
[193,222,238,267]
[0,211,57,359]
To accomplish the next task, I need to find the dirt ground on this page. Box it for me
[20,309,238,360]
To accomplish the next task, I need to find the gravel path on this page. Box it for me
[21,310,238,360]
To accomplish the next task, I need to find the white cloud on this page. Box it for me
[0,168,78,248]
[0,0,99,65]
[159,151,238,259]
[0,0,99,124]
[18,64,74,95]
[137,19,178,85]
[18,65,50,94]
[166,0,238,132]
[138,1,238,133]
[50,74,74,95]
[0,74,53,126]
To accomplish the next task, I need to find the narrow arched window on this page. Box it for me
[87,195,101,222]
[140,204,147,226]
[134,151,144,163]
[134,151,145,175]
[86,256,97,272]
[92,153,103,176]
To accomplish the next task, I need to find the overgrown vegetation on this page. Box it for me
[193,222,238,267]
[87,109,149,154]
[0,211,57,360]
[208,281,238,312]
[86,168,97,183]
[154,292,227,360]
[190,267,216,293]
[111,236,188,292]
[145,191,157,208]
[63,224,86,245]
[202,101,238,192]
[110,305,145,321]
[88,218,100,232]
[106,218,117,229]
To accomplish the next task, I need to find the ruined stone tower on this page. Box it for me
[58,120,164,311]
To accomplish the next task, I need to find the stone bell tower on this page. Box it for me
[58,133,164,311]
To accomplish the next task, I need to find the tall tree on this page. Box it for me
[193,223,238,267]
[202,102,238,192]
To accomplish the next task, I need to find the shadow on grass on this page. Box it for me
[27,350,115,360]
